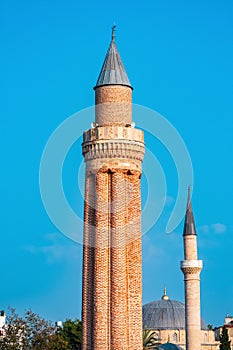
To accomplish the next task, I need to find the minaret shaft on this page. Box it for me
[82,169,143,350]
[184,235,198,260]
[181,258,202,350]
[95,86,132,126]
[184,274,201,325]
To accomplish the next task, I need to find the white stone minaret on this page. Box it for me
[180,189,203,350]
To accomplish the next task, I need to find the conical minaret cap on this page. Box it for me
[183,187,197,236]
[94,26,132,89]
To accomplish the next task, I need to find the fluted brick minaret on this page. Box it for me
[180,189,203,350]
[81,27,144,350]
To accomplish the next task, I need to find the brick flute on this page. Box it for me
[81,28,145,350]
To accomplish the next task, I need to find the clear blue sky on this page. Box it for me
[1,0,233,327]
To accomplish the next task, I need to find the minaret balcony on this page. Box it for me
[180,260,203,275]
[180,260,203,271]
[180,260,203,269]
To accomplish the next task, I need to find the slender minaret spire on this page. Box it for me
[180,189,203,350]
[82,29,144,350]
[111,24,116,41]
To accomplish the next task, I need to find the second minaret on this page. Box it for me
[181,190,203,350]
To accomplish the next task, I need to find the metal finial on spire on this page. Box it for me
[187,186,191,205]
[162,285,169,300]
[112,24,116,41]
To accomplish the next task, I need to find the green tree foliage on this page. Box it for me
[57,319,82,350]
[143,328,161,349]
[219,325,231,350]
[23,309,58,349]
[0,308,82,350]
[0,308,25,350]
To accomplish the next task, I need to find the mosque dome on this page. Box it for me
[143,289,207,330]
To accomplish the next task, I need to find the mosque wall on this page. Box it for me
[146,328,220,349]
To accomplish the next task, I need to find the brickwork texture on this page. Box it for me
[82,84,144,350]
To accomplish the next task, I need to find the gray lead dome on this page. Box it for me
[143,299,207,330]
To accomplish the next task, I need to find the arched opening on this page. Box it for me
[172,332,178,342]
[204,333,208,343]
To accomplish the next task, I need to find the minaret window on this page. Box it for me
[172,332,178,342]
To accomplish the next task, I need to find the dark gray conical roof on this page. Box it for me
[95,28,132,89]
[183,187,196,236]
